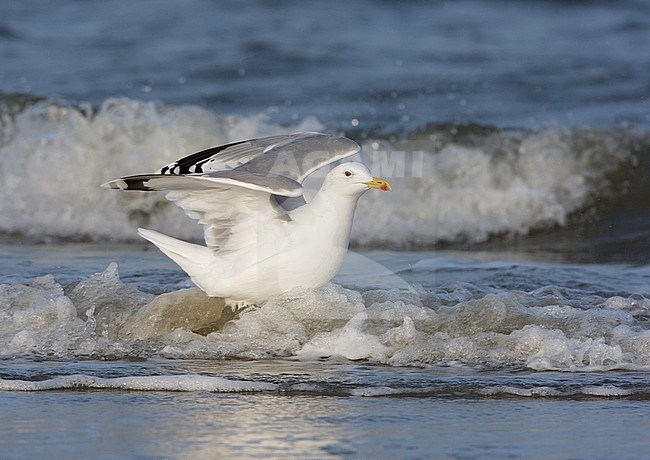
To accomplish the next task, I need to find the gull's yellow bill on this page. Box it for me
[364,177,391,191]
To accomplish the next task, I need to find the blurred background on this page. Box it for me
[1,0,647,131]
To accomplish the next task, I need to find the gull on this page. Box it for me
[103,132,391,306]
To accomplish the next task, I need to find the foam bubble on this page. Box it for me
[298,312,389,361]
[511,325,626,371]
[603,295,650,315]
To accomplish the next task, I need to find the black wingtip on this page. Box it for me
[159,139,249,175]
[101,176,156,191]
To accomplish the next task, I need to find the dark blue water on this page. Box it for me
[1,0,648,131]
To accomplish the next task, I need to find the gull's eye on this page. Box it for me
[344,170,352,177]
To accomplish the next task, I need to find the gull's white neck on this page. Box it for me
[293,187,362,247]
[285,185,365,292]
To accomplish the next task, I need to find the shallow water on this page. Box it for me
[3,359,650,459]
[2,244,650,457]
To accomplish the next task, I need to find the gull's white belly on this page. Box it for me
[210,205,352,303]
[227,248,345,302]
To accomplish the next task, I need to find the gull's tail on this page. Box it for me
[137,228,215,293]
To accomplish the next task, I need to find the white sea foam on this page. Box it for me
[480,386,563,397]
[0,374,276,392]
[580,385,634,397]
[348,386,412,397]
[479,385,635,397]
[1,263,649,371]
[0,98,636,245]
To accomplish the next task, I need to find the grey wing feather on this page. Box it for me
[156,134,301,174]
[102,170,303,197]
[157,132,360,183]
[235,132,360,182]
[274,195,307,211]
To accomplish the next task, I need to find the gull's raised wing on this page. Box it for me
[157,132,360,183]
[101,132,360,250]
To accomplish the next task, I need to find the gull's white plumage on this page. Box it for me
[103,132,390,305]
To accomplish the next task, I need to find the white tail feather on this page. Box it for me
[137,228,215,291]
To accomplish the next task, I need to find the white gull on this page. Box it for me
[103,132,391,306]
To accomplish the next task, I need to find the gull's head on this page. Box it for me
[322,163,391,198]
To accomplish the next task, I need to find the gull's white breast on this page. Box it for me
[208,192,356,304]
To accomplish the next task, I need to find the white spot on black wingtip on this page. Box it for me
[101,179,128,190]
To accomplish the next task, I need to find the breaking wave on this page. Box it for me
[0,96,647,247]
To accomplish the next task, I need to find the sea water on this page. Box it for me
[1,0,650,458]
[2,245,650,458]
